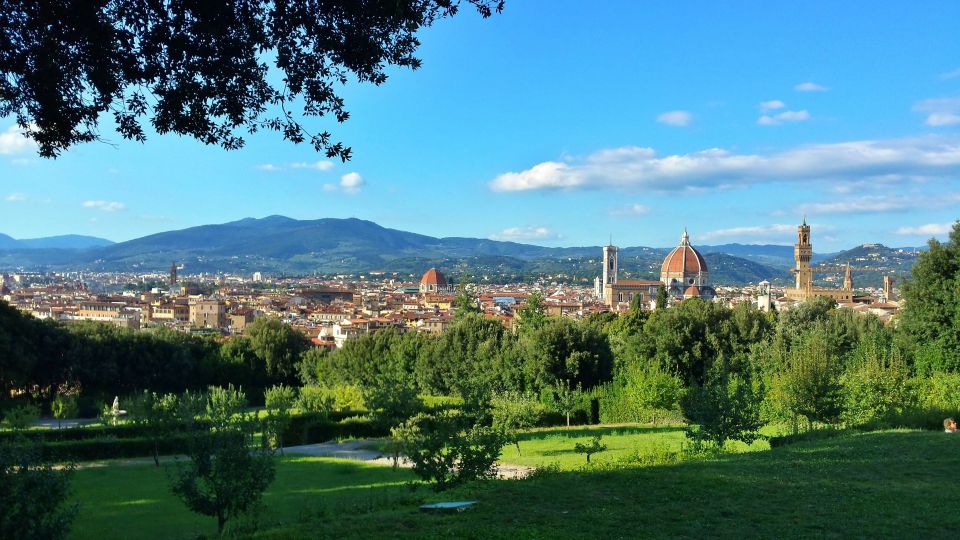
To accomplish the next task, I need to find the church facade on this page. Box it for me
[599,229,716,309]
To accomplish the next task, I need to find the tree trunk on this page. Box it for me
[586,453,591,464]
[566,412,570,427]
[515,441,521,456]
[153,440,160,467]
[218,511,226,536]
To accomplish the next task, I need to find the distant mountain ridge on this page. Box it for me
[0,216,916,286]
[0,233,114,250]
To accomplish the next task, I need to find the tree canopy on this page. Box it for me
[0,0,503,158]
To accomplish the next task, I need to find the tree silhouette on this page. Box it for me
[0,0,503,158]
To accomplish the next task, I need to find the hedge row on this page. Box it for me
[0,420,216,444]
[282,413,389,446]
[38,434,194,462]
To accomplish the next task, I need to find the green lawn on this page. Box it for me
[69,457,418,540]
[500,424,769,470]
[68,429,960,539]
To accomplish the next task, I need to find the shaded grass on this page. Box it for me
[266,430,960,539]
[69,457,418,540]
[68,429,960,539]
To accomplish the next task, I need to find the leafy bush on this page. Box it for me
[295,386,335,415]
[50,396,79,429]
[682,375,763,449]
[491,391,544,455]
[0,440,76,539]
[171,417,275,535]
[264,384,297,452]
[39,434,193,461]
[595,363,684,424]
[840,348,912,427]
[393,408,507,491]
[4,403,40,430]
[281,414,387,446]
[573,434,607,464]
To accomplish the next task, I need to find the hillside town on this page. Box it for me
[1,223,903,348]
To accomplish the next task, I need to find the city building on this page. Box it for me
[419,268,453,294]
[784,220,853,303]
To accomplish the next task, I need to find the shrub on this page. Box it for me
[0,440,76,539]
[573,434,607,464]
[50,396,79,429]
[393,408,507,491]
[491,391,543,455]
[295,386,335,415]
[595,363,684,424]
[264,385,297,453]
[4,403,40,431]
[840,350,912,427]
[171,417,275,535]
[682,375,763,449]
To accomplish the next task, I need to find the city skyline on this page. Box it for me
[3,1,960,250]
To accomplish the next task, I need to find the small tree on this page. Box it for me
[630,364,684,424]
[682,375,763,449]
[206,385,247,431]
[770,330,842,431]
[393,408,507,491]
[264,385,297,455]
[552,379,583,427]
[361,371,422,431]
[0,440,77,539]
[656,284,669,310]
[50,396,78,429]
[170,415,275,536]
[491,391,540,455]
[4,404,40,431]
[573,434,606,464]
[127,391,183,467]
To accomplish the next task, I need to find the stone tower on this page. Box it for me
[169,261,178,286]
[602,243,618,287]
[757,280,772,312]
[843,262,853,292]
[794,220,813,293]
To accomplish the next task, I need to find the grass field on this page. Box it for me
[67,427,960,539]
[499,424,770,470]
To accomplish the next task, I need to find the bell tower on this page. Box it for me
[794,219,813,293]
[602,242,618,286]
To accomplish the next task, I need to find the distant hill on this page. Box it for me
[0,233,114,250]
[0,216,806,286]
[820,243,920,288]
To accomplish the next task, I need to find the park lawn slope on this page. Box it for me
[262,430,960,539]
[498,424,769,470]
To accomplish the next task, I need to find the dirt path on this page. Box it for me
[285,439,533,480]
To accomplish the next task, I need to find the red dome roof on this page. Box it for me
[661,230,708,275]
[420,268,447,286]
[683,285,701,297]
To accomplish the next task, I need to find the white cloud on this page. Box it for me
[82,200,126,212]
[609,204,651,216]
[339,172,364,193]
[291,160,335,171]
[490,226,559,242]
[913,97,960,127]
[699,224,798,242]
[491,136,960,193]
[940,68,960,80]
[0,125,36,155]
[896,223,954,236]
[795,82,828,92]
[257,164,281,172]
[322,184,337,192]
[656,110,694,127]
[759,100,785,112]
[798,196,916,215]
[5,193,27,203]
[758,109,810,126]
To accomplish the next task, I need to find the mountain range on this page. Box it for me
[0,216,921,287]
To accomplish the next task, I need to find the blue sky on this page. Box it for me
[3,1,960,251]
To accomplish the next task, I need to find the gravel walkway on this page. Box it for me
[285,439,533,480]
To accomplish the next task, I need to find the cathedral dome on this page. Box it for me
[661,229,708,276]
[420,268,447,287]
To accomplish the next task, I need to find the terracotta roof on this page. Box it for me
[420,268,448,286]
[684,285,701,297]
[661,230,708,275]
